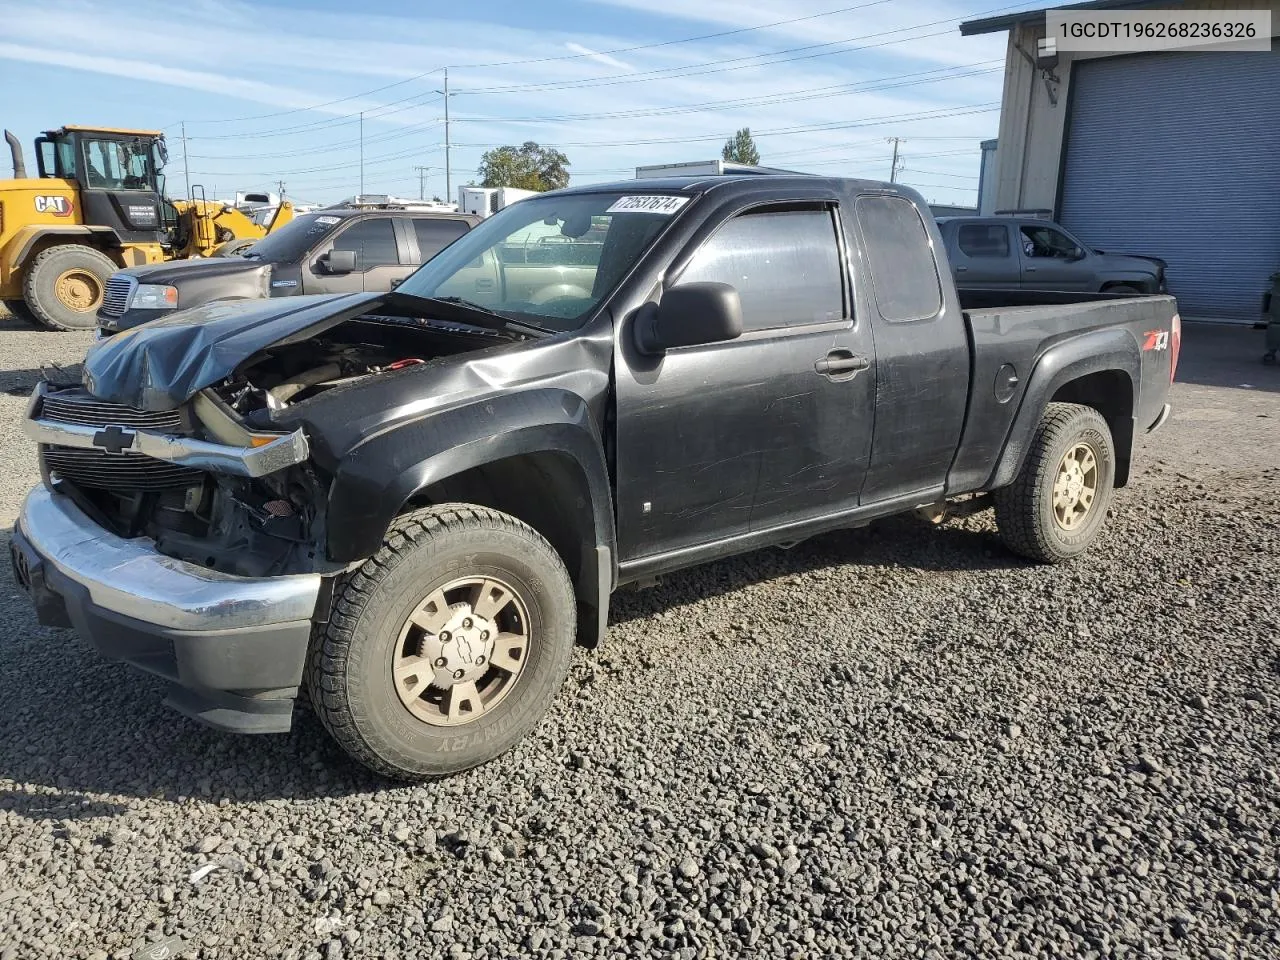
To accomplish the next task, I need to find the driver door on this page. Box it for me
[1018,223,1091,290]
[305,216,405,294]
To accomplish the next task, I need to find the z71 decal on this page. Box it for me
[1142,329,1170,351]
[34,195,74,217]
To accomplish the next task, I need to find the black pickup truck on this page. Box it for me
[12,175,1179,780]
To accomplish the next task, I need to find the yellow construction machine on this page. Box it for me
[1,125,292,329]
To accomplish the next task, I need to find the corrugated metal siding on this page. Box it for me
[1059,49,1280,320]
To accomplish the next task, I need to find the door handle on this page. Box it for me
[955,265,968,272]
[814,350,871,379]
[1024,266,1037,272]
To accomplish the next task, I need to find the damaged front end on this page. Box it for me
[25,292,531,580]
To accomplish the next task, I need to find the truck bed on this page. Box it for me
[947,291,1179,495]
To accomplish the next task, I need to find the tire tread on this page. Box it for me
[994,402,1113,564]
[305,504,570,780]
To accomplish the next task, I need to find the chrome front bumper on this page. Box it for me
[11,486,323,733]
[15,485,321,631]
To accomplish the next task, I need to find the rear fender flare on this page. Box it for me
[988,327,1139,490]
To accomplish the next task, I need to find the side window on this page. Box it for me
[675,208,844,333]
[856,195,942,322]
[957,223,1010,258]
[1021,225,1078,259]
[333,217,399,268]
[412,218,470,261]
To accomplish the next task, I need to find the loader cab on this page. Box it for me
[34,126,169,245]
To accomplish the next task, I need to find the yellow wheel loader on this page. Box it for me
[1,126,292,330]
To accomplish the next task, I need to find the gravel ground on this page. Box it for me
[0,316,1278,960]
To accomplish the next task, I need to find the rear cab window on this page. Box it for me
[855,195,943,322]
[412,218,471,262]
[674,206,845,333]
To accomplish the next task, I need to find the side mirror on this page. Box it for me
[635,282,743,355]
[1069,247,1087,261]
[324,249,358,274]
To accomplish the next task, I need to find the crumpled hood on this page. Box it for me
[83,292,385,410]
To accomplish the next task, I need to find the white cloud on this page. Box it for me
[0,0,1004,204]
[564,43,633,72]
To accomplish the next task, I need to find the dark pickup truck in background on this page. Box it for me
[13,174,1179,780]
[96,207,480,333]
[938,215,1168,296]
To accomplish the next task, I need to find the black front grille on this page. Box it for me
[42,447,202,490]
[38,388,200,492]
[40,392,183,430]
[101,275,135,317]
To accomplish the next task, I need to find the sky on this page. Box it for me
[0,0,1022,206]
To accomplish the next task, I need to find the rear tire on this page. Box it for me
[23,245,117,331]
[994,402,1116,563]
[306,504,576,781]
[2,299,41,328]
[1105,284,1142,296]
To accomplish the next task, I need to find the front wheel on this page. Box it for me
[994,402,1116,563]
[23,245,118,330]
[306,505,576,780]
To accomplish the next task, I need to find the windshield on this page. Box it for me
[241,212,345,261]
[395,191,687,332]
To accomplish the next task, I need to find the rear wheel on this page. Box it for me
[23,245,117,330]
[306,504,576,780]
[1105,284,1142,295]
[994,402,1116,563]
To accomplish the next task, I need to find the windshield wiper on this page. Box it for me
[394,293,550,338]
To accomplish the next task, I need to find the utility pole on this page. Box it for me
[413,165,431,200]
[887,137,904,183]
[180,121,191,199]
[359,111,365,200]
[443,68,451,204]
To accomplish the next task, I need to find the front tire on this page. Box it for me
[23,245,118,330]
[306,505,576,781]
[994,402,1116,563]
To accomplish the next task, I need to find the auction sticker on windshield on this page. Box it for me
[606,196,690,215]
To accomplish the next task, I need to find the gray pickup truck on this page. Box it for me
[97,208,480,333]
[938,216,1168,296]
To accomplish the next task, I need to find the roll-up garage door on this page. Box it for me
[1059,49,1280,321]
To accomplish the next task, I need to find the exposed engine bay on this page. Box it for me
[214,314,517,421]
[46,312,523,578]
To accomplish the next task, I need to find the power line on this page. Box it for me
[176,0,1039,130]
[449,103,999,150]
[176,0,904,126]
[448,62,1002,125]
[450,3,1040,96]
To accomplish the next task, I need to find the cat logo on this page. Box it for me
[34,195,74,217]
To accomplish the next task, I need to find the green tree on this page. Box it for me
[478,142,571,191]
[722,128,761,166]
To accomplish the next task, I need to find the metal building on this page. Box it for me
[962,0,1280,322]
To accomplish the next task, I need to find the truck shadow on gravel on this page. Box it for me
[0,363,83,396]
[608,514,1021,626]
[0,514,1021,808]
